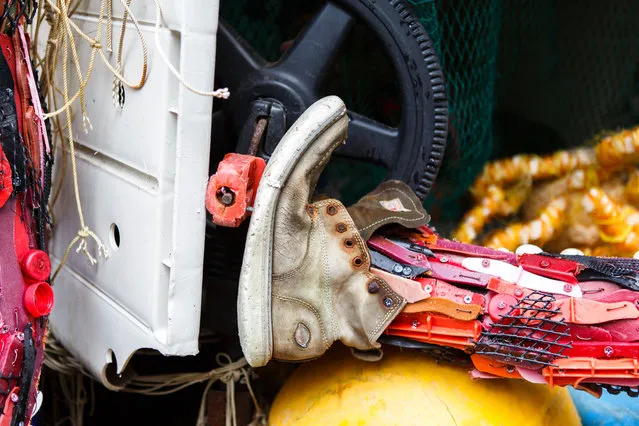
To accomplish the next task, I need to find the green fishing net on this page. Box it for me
[220,0,639,235]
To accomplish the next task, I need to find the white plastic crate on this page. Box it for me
[42,0,220,386]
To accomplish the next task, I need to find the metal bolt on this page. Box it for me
[604,346,614,357]
[411,319,420,328]
[463,295,472,304]
[393,264,404,274]
[563,284,573,293]
[481,259,490,267]
[402,266,413,276]
[383,297,393,308]
[505,365,516,373]
[10,394,18,403]
[539,260,550,268]
[215,186,236,206]
[440,256,448,263]
[367,280,380,294]
[514,289,523,297]
[497,301,506,309]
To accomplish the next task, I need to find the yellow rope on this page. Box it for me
[37,0,230,272]
[152,0,230,98]
[47,0,109,278]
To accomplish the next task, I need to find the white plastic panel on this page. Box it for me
[41,0,219,384]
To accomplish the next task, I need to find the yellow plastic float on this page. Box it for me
[270,345,581,426]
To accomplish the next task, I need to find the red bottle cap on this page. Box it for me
[20,250,51,282]
[24,282,54,318]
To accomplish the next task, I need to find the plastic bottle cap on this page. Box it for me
[24,282,54,317]
[20,250,51,282]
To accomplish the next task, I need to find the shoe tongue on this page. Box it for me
[346,180,430,241]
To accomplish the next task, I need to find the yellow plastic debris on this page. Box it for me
[270,345,581,426]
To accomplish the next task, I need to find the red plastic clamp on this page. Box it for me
[205,153,266,228]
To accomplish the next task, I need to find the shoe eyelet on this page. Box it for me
[344,238,354,248]
[352,257,363,267]
[367,280,380,294]
[383,297,394,308]
[306,205,315,216]
[336,223,347,233]
[327,205,338,215]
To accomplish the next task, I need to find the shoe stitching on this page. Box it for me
[308,135,345,178]
[358,187,428,232]
[273,293,330,349]
[342,210,404,341]
[317,212,339,342]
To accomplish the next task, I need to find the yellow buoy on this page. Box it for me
[270,345,581,426]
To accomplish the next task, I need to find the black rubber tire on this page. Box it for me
[337,0,448,198]
[214,0,448,199]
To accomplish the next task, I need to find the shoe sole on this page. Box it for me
[237,96,347,367]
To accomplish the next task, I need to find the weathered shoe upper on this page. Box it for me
[272,196,406,361]
[238,96,430,367]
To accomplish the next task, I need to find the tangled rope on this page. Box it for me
[31,0,229,273]
[45,331,265,426]
[454,126,639,256]
[120,353,266,426]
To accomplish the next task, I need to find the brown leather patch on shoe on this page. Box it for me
[347,180,430,241]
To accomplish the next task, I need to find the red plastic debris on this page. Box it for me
[24,282,54,317]
[518,254,582,284]
[205,153,266,227]
[20,249,51,282]
[0,145,11,209]
[488,294,519,322]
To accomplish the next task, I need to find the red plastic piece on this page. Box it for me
[579,280,622,299]
[590,289,639,305]
[543,357,639,389]
[488,294,519,322]
[563,342,639,358]
[372,268,429,303]
[0,145,11,209]
[471,355,524,379]
[13,199,30,261]
[416,277,485,306]
[205,153,266,227]
[367,235,432,269]
[0,388,19,426]
[386,312,481,350]
[518,254,582,284]
[20,249,51,282]
[24,282,54,317]
[429,261,490,288]
[569,324,613,342]
[599,319,639,342]
[554,298,639,324]
[487,277,533,299]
